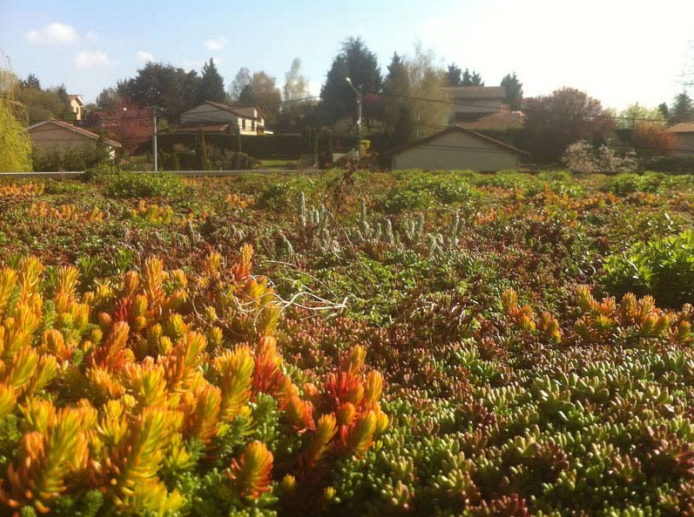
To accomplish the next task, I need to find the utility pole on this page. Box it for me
[345,77,362,159]
[151,106,158,172]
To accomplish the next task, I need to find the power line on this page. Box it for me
[367,89,670,125]
[90,96,322,122]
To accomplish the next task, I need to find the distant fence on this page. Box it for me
[135,133,360,160]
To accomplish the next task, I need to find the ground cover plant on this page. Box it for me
[0,169,693,516]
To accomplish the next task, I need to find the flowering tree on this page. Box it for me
[96,100,152,153]
[562,140,637,174]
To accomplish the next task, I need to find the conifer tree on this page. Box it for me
[670,92,694,124]
[501,72,524,110]
[446,64,462,86]
[197,59,226,104]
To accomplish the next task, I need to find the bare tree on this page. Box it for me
[683,40,694,93]
[405,43,448,137]
[228,67,252,102]
[283,58,309,101]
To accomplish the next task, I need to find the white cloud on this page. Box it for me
[205,38,226,51]
[74,50,111,68]
[86,30,98,41]
[136,50,155,63]
[27,22,78,44]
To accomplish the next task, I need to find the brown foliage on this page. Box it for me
[632,122,675,156]
[522,87,615,162]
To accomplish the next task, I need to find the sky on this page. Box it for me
[0,0,692,110]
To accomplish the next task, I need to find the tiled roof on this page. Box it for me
[667,122,694,133]
[457,111,525,130]
[27,119,122,148]
[200,101,259,120]
[389,125,528,156]
[443,86,506,99]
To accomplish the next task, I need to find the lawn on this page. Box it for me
[260,159,299,170]
[0,169,693,516]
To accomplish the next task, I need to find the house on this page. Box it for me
[28,119,122,159]
[443,86,523,130]
[390,125,528,172]
[66,94,85,122]
[456,110,525,131]
[178,101,271,135]
[666,123,694,155]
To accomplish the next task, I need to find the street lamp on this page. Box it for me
[345,77,362,159]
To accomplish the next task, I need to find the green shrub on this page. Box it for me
[32,145,109,172]
[256,183,293,211]
[105,171,187,198]
[645,154,694,173]
[601,172,665,196]
[603,230,694,307]
[474,171,538,190]
[43,180,86,195]
[384,172,477,213]
[81,163,124,183]
[384,186,435,213]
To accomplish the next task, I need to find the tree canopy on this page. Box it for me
[404,44,448,138]
[21,73,41,90]
[446,64,484,87]
[613,103,665,129]
[320,37,383,124]
[96,87,123,111]
[197,59,226,104]
[117,62,200,122]
[446,64,462,87]
[670,92,694,125]
[0,63,32,171]
[522,87,615,162]
[283,58,309,102]
[462,69,484,86]
[229,67,252,102]
[237,71,282,123]
[97,99,152,153]
[501,72,523,110]
[383,52,411,140]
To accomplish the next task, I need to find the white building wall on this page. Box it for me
[392,131,521,172]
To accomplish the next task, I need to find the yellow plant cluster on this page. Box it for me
[0,246,387,514]
[575,286,692,344]
[0,182,44,199]
[129,200,175,224]
[225,193,253,210]
[29,202,104,223]
[502,289,562,344]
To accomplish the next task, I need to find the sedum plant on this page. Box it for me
[0,247,387,515]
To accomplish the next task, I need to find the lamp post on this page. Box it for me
[345,77,362,159]
[151,106,158,172]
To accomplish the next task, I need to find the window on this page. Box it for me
[242,118,246,130]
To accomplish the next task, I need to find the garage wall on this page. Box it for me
[392,130,521,172]
[30,124,96,152]
[672,133,694,155]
